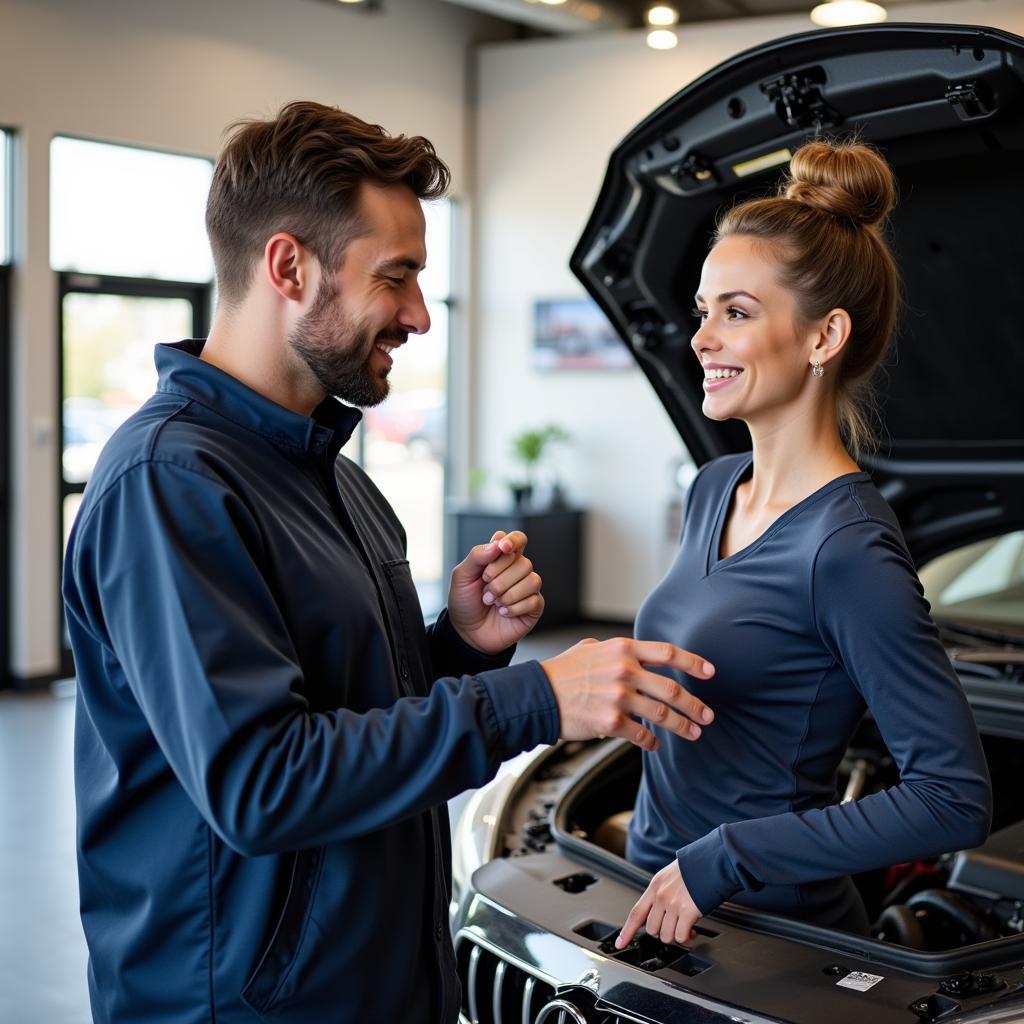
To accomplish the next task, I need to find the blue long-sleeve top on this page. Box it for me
[627,452,992,932]
[63,340,559,1024]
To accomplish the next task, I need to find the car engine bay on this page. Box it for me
[565,719,1024,954]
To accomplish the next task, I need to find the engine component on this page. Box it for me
[906,890,999,946]
[949,818,1024,902]
[875,904,927,949]
[592,810,633,858]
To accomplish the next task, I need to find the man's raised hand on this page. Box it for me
[540,638,715,751]
[447,530,544,653]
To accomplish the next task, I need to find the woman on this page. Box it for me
[616,139,992,949]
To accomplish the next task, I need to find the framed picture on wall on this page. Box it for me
[532,297,633,370]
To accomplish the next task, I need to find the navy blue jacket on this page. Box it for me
[628,452,992,931]
[63,340,560,1023]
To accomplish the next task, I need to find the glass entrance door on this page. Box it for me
[59,274,209,675]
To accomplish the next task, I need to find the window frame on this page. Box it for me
[355,199,456,617]
[1,127,12,686]
[0,262,10,688]
[57,271,211,676]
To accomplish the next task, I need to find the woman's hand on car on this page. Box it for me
[617,860,701,948]
[540,638,715,752]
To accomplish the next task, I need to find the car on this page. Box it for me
[363,387,447,461]
[449,21,1024,1024]
[63,397,132,483]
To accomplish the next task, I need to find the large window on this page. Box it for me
[361,199,453,616]
[52,137,213,673]
[50,136,213,282]
[1,129,10,686]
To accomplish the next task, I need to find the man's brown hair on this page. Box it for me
[205,101,450,304]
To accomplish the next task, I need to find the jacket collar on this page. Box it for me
[155,339,363,461]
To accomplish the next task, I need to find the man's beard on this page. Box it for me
[287,276,405,408]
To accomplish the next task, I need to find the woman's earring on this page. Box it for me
[812,360,825,378]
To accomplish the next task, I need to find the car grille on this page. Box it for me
[456,938,556,1024]
[455,936,648,1024]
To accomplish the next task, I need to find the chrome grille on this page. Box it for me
[456,938,556,1024]
[456,935,655,1024]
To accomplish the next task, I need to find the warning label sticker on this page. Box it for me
[836,971,884,992]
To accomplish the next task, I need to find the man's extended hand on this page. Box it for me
[617,860,701,949]
[540,637,715,751]
[447,530,544,654]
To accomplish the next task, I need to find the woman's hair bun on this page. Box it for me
[782,139,896,228]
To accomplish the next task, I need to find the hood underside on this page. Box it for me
[571,23,1024,565]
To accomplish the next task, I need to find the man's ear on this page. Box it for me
[811,308,852,369]
[264,233,313,303]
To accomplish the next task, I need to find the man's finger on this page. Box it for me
[460,540,502,571]
[635,669,714,726]
[617,890,655,949]
[630,640,715,680]
[497,593,544,619]
[616,721,658,753]
[490,529,526,556]
[484,554,534,591]
[487,568,539,604]
[624,692,704,742]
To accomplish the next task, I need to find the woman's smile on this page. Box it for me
[703,366,745,392]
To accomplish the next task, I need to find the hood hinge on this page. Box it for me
[946,79,996,121]
[761,68,842,131]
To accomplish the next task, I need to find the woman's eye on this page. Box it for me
[726,307,747,320]
[690,307,707,321]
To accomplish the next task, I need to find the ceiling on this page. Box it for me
[439,0,947,33]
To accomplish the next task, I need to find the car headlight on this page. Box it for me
[451,744,551,912]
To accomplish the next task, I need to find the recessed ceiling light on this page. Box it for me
[536,0,569,5]
[646,4,679,26]
[810,0,887,27]
[647,27,679,50]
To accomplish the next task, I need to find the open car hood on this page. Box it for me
[571,23,1024,566]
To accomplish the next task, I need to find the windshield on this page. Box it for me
[919,530,1024,639]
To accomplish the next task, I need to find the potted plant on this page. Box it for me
[507,424,571,509]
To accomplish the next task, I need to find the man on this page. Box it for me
[63,101,716,1023]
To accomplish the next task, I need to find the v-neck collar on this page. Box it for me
[706,453,870,576]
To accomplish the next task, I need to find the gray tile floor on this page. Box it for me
[0,622,628,1023]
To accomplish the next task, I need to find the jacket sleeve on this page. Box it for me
[66,459,560,857]
[427,609,518,680]
[675,517,993,914]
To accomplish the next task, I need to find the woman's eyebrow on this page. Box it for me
[693,290,762,304]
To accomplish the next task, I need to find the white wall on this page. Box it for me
[0,0,511,679]
[472,0,1024,620]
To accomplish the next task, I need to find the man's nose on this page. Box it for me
[400,285,430,336]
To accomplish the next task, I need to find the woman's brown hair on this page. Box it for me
[714,139,899,460]
[206,101,450,305]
